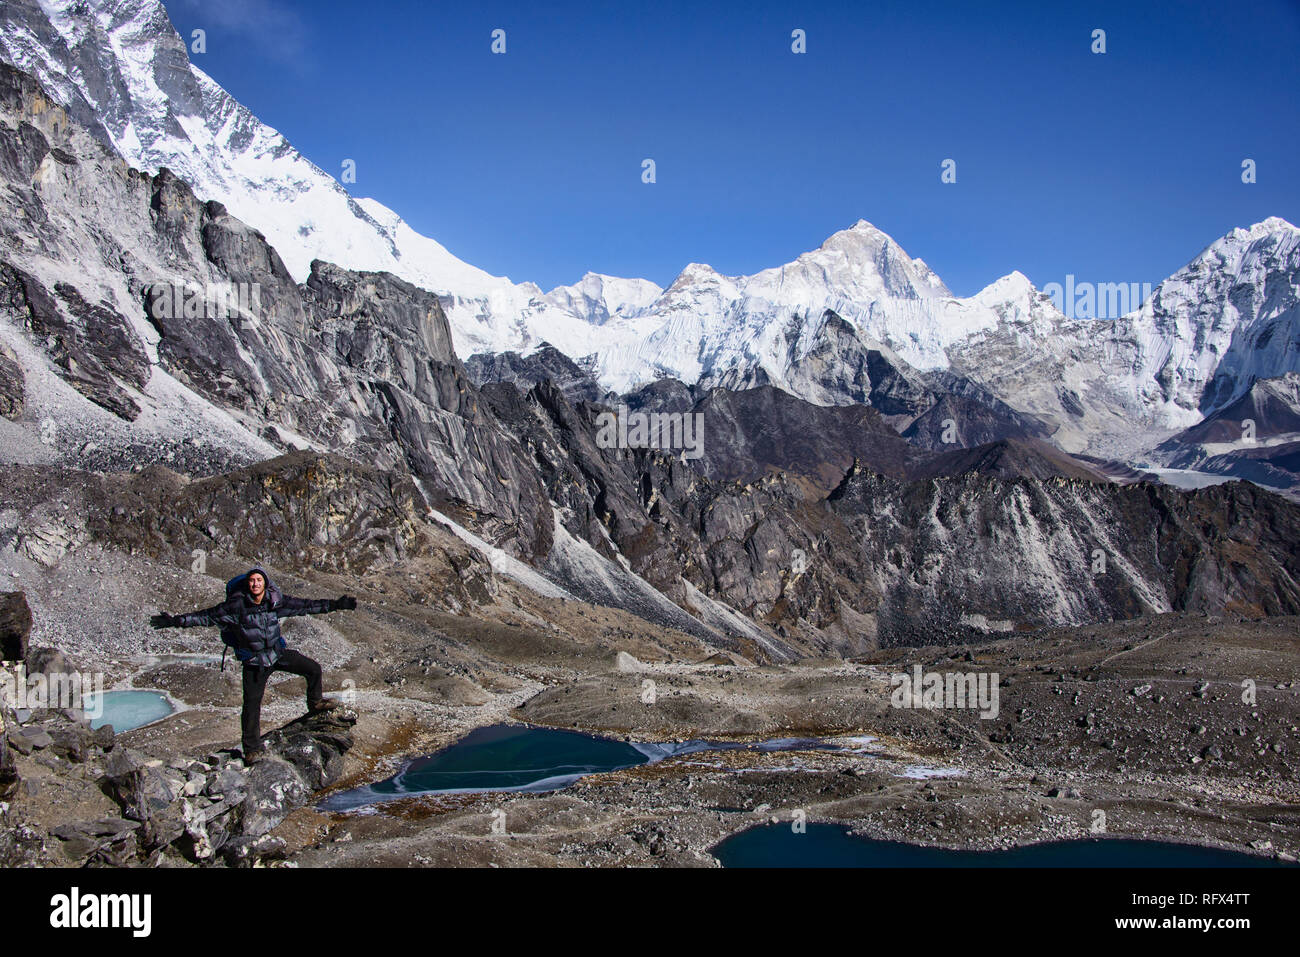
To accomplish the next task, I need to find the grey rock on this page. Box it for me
[239,757,310,838]
[49,726,91,763]
[10,725,51,752]
[100,747,175,821]
[205,764,248,800]
[0,344,22,421]
[24,646,78,677]
[220,833,287,867]
[92,723,114,751]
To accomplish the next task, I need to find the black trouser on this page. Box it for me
[241,649,323,753]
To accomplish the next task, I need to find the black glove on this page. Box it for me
[150,613,179,629]
[330,595,357,611]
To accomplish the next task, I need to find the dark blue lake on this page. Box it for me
[712,823,1295,868]
[320,723,849,811]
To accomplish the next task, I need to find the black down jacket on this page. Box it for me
[173,567,334,667]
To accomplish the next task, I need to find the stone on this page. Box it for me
[139,806,186,851]
[100,747,176,821]
[0,592,31,661]
[50,818,141,865]
[50,817,139,840]
[92,723,114,751]
[49,726,91,763]
[103,746,147,779]
[178,798,215,862]
[10,726,51,753]
[220,833,287,867]
[205,764,248,800]
[260,709,355,790]
[25,646,76,677]
[240,757,310,838]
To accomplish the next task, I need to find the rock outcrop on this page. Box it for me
[3,693,356,867]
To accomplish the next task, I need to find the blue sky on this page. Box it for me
[167,0,1300,297]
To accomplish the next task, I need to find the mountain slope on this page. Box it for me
[0,0,659,364]
[6,0,1299,470]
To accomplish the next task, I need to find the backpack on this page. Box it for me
[217,574,246,664]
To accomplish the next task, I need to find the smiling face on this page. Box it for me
[247,572,266,602]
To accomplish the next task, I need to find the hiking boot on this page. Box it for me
[243,748,266,765]
[307,698,338,714]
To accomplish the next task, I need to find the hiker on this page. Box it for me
[150,567,357,762]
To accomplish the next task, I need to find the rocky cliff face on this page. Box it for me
[827,467,1300,644]
[0,55,791,650]
[0,57,556,557]
[466,343,611,405]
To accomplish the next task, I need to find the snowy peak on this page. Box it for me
[797,220,952,299]
[1226,216,1300,245]
[1184,216,1300,277]
[544,271,664,325]
[0,0,196,148]
[970,271,1058,316]
[1122,216,1300,418]
[671,261,726,284]
[0,0,596,352]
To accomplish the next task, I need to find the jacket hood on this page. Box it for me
[242,567,283,605]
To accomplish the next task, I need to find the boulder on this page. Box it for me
[50,817,140,865]
[261,709,356,790]
[100,747,175,821]
[204,764,248,801]
[25,646,79,677]
[220,833,287,867]
[138,805,186,852]
[8,725,52,754]
[92,723,114,751]
[239,756,310,838]
[0,592,30,662]
[49,725,92,763]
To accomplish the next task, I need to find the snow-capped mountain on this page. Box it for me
[544,273,663,326]
[4,0,1299,463]
[940,219,1300,456]
[588,220,969,394]
[0,0,657,361]
[1129,217,1300,418]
